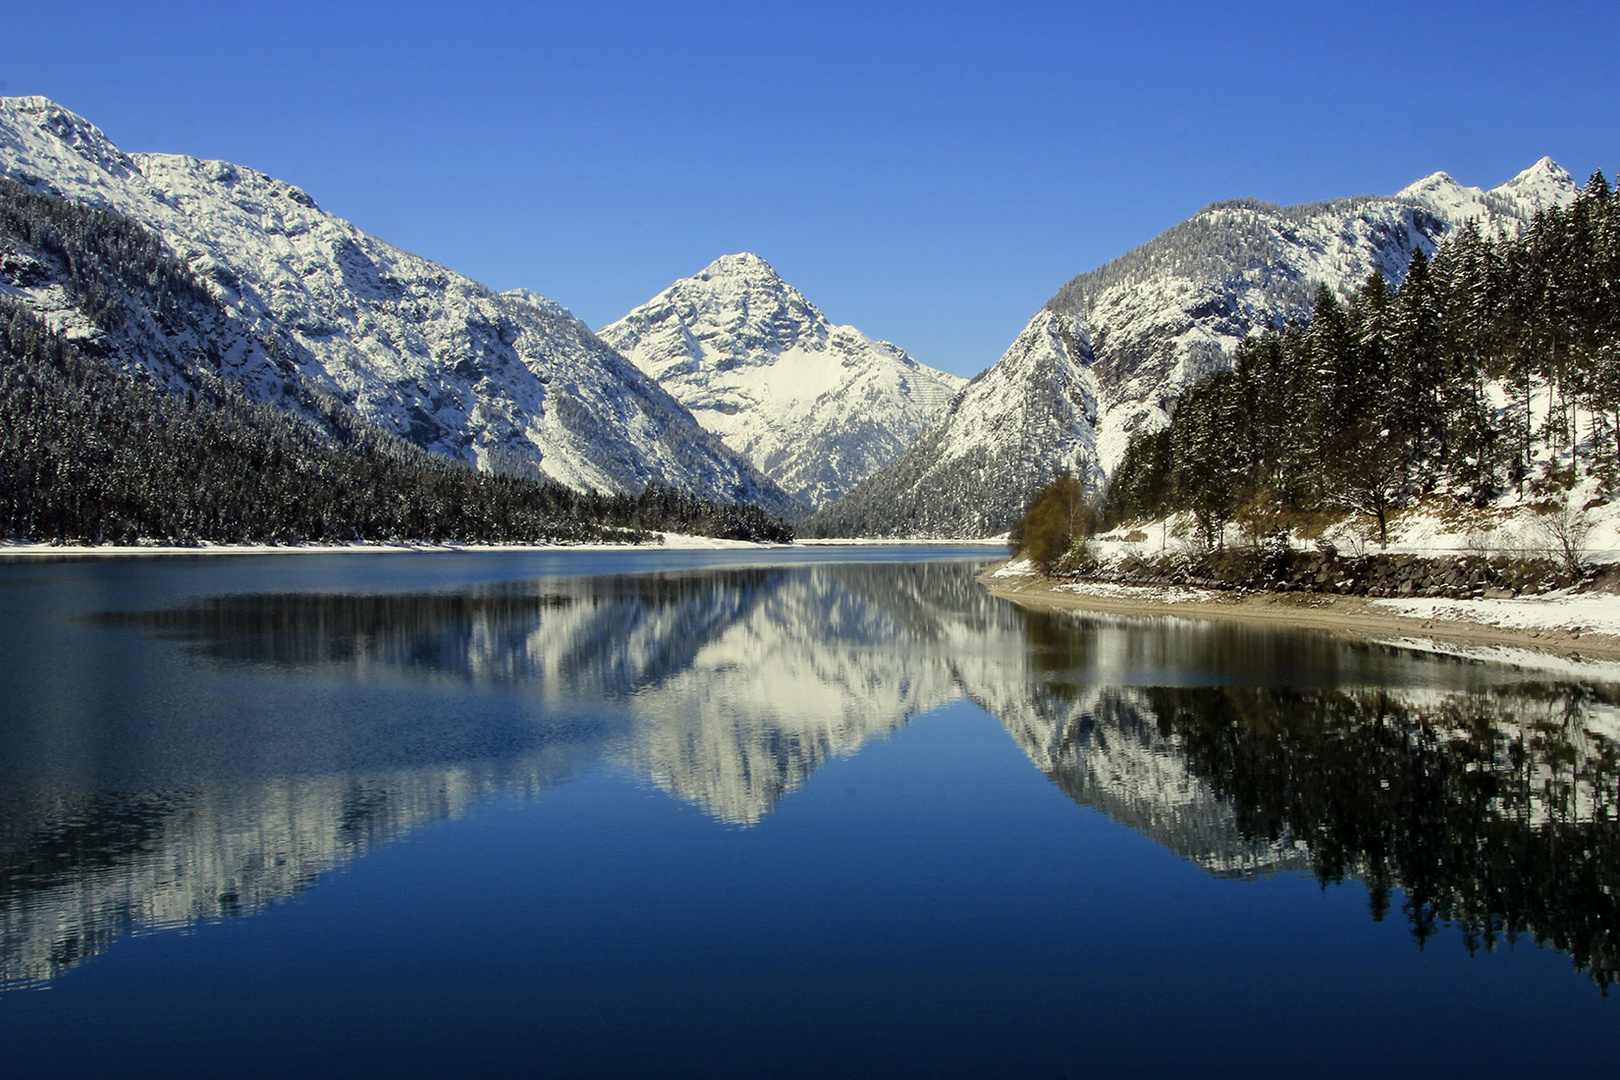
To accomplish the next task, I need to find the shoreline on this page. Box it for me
[0,535,1008,560]
[0,534,791,559]
[981,561,1620,670]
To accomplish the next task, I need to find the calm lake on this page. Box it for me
[1,547,1616,1077]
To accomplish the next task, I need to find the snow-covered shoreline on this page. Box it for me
[794,537,1008,547]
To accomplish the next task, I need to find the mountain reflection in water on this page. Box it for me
[2,559,1618,991]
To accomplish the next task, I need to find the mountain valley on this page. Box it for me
[0,93,1592,543]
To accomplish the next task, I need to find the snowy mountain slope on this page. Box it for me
[598,253,964,508]
[813,161,1578,538]
[805,308,1097,537]
[1072,159,1576,475]
[0,96,794,512]
[0,179,274,402]
[1394,157,1571,224]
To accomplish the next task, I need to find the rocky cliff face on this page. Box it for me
[813,160,1578,538]
[599,253,964,509]
[0,96,795,513]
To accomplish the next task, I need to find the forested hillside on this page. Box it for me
[0,96,797,512]
[0,181,792,546]
[806,160,1572,539]
[0,300,792,545]
[1103,172,1620,547]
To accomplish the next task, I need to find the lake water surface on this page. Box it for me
[1,548,1617,1077]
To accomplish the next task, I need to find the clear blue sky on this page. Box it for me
[3,0,1615,376]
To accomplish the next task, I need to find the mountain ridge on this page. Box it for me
[810,159,1579,538]
[0,95,798,515]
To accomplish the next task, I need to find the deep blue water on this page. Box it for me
[0,548,1616,1077]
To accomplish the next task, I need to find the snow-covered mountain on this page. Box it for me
[0,96,795,513]
[599,253,964,508]
[811,160,1578,538]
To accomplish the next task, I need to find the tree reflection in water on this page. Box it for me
[1010,604,1620,990]
[1,558,1617,993]
[1145,682,1620,988]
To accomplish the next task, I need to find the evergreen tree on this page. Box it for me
[1102,200,1620,538]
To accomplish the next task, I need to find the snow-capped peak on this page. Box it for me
[499,287,577,324]
[599,254,965,508]
[1394,170,1494,224]
[1491,156,1575,211]
[620,251,829,372]
[1394,158,1573,228]
[695,251,782,282]
[2,96,136,181]
[1396,169,1460,198]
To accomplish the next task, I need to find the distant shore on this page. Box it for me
[0,534,787,558]
[0,535,1009,559]
[981,559,1620,672]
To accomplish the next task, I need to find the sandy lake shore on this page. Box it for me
[981,560,1620,671]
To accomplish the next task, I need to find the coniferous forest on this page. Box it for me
[0,302,792,545]
[0,181,793,546]
[1103,173,1620,547]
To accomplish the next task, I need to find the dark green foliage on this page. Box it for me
[1104,175,1620,533]
[606,483,795,544]
[1100,425,1172,525]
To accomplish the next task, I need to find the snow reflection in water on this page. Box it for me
[2,558,1618,992]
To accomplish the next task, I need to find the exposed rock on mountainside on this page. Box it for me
[811,160,1577,538]
[599,253,963,508]
[0,96,794,513]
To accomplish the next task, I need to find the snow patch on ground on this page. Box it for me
[1096,479,1620,568]
[1055,581,1225,605]
[1370,590,1620,637]
[1052,493,1620,654]
[797,537,1009,547]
